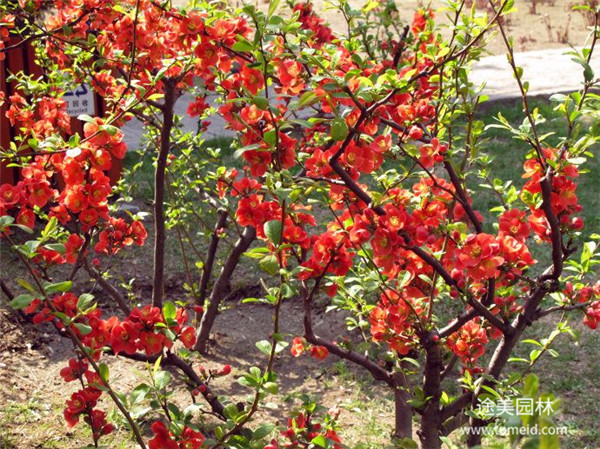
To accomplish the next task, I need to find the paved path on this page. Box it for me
[471,47,600,100]
[121,47,600,149]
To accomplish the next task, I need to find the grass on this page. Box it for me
[472,96,600,238]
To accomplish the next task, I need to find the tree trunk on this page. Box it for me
[194,226,255,352]
[393,371,413,440]
[418,335,443,449]
[152,80,176,308]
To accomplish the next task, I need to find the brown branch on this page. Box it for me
[302,278,393,385]
[114,350,226,420]
[83,259,131,315]
[194,225,256,352]
[197,210,228,312]
[152,80,177,308]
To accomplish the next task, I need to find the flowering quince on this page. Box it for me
[149,421,179,449]
[499,208,530,241]
[149,421,205,449]
[309,345,329,360]
[584,301,600,329]
[277,410,344,449]
[446,318,489,365]
[294,1,333,46]
[456,234,505,282]
[60,358,88,382]
[2,0,600,446]
[291,337,306,357]
[370,287,428,355]
[274,59,305,95]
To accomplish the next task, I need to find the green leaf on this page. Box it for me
[162,301,177,322]
[44,243,65,253]
[73,322,93,335]
[252,423,275,440]
[223,403,240,420]
[77,114,96,123]
[264,220,282,245]
[41,216,58,238]
[267,0,280,18]
[9,294,34,310]
[256,340,272,356]
[331,117,349,141]
[522,373,539,398]
[155,371,172,390]
[0,215,14,231]
[263,382,278,394]
[232,39,254,53]
[16,278,36,294]
[264,128,277,145]
[260,254,279,275]
[130,384,151,404]
[13,224,34,234]
[77,293,95,310]
[252,96,269,110]
[45,281,72,294]
[311,435,328,447]
[98,363,110,383]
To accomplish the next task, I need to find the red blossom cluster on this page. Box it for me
[149,421,205,449]
[25,298,196,357]
[293,2,333,46]
[0,96,145,260]
[59,359,114,441]
[6,93,71,137]
[446,318,489,365]
[1,0,598,444]
[265,410,342,449]
[522,148,583,240]
[290,337,329,360]
[370,288,428,355]
[562,281,600,329]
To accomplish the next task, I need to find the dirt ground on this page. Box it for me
[0,252,394,448]
[232,0,596,54]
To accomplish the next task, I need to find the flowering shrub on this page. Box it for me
[1,0,600,448]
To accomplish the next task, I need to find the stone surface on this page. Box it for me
[470,47,600,100]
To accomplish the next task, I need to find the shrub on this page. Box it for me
[1,0,599,448]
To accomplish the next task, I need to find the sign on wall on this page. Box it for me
[64,83,95,117]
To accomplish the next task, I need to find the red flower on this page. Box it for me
[457,234,504,281]
[80,208,99,228]
[64,186,88,213]
[274,59,305,95]
[16,207,35,229]
[499,209,530,241]
[129,305,162,326]
[179,326,196,349]
[110,320,140,355]
[310,345,329,360]
[239,104,264,125]
[584,301,600,330]
[179,427,205,449]
[371,228,397,257]
[27,180,53,208]
[59,358,88,382]
[0,184,19,208]
[149,421,178,449]
[187,96,209,118]
[240,65,264,95]
[447,319,488,365]
[291,337,305,357]
[139,331,167,355]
